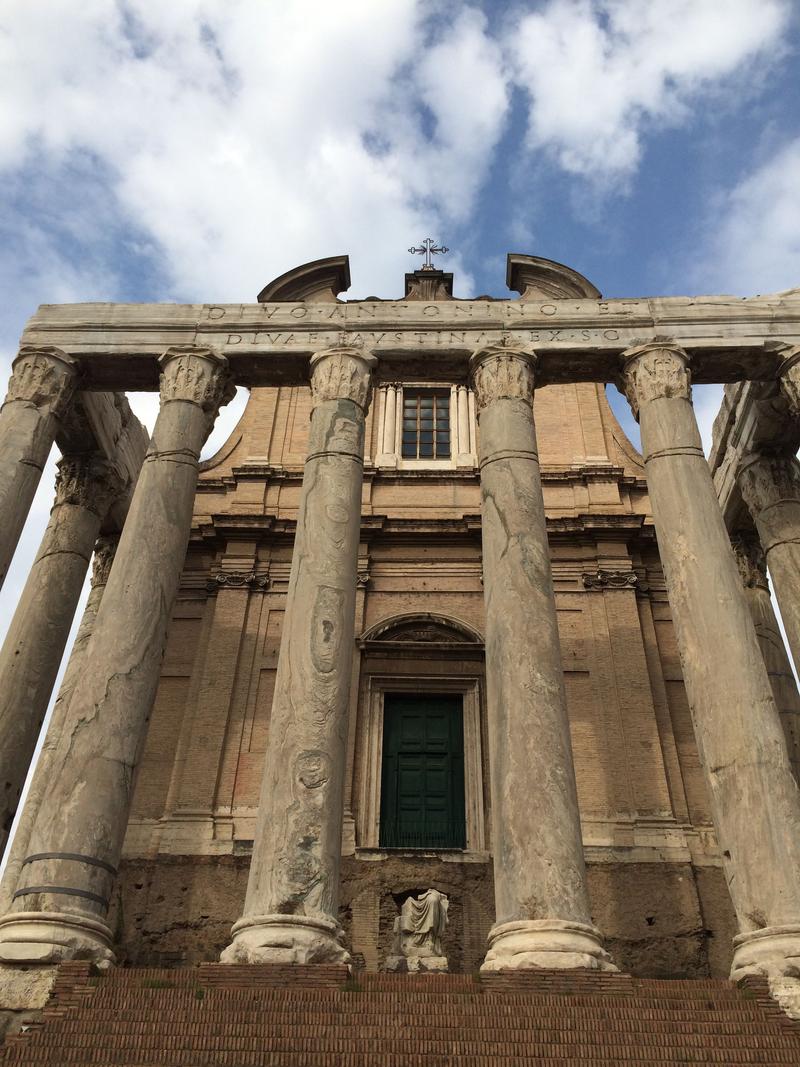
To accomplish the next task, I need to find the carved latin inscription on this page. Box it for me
[469,338,536,415]
[621,340,691,419]
[4,345,77,418]
[309,343,377,411]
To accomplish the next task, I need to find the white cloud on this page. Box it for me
[508,0,789,181]
[690,137,800,295]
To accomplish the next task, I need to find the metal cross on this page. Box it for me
[408,237,449,271]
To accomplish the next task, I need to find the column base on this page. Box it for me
[0,911,114,969]
[220,914,351,966]
[480,919,617,973]
[731,925,800,980]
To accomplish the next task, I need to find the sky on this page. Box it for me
[0,0,799,720]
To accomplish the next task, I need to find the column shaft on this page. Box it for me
[0,346,231,966]
[471,340,614,972]
[0,456,120,852]
[0,347,77,589]
[456,385,470,461]
[382,384,396,454]
[0,536,118,915]
[621,340,800,979]
[222,343,376,966]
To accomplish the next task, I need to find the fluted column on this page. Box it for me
[0,346,78,590]
[0,535,118,915]
[737,452,800,677]
[731,534,800,782]
[0,456,122,854]
[471,339,615,973]
[221,342,376,966]
[0,346,231,967]
[621,338,800,979]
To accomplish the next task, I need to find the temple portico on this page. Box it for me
[1,255,800,988]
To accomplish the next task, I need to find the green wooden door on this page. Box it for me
[379,694,466,849]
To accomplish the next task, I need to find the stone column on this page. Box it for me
[621,338,800,979]
[0,535,118,916]
[470,338,615,972]
[221,341,376,966]
[731,534,800,782]
[0,346,78,590]
[456,384,470,463]
[0,346,231,967]
[737,452,800,676]
[0,456,121,853]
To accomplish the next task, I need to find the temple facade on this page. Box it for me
[1,254,800,1005]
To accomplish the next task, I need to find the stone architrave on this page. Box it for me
[621,338,800,979]
[737,452,800,677]
[385,889,450,973]
[731,534,800,782]
[470,339,615,973]
[0,456,122,854]
[0,346,78,590]
[221,341,376,966]
[0,536,118,915]
[0,346,232,967]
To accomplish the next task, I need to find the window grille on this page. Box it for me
[401,389,451,460]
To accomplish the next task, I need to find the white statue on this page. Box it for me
[385,889,449,972]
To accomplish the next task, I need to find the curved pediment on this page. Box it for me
[362,613,483,646]
[506,253,601,300]
[257,255,351,303]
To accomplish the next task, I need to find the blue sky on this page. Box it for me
[0,0,799,651]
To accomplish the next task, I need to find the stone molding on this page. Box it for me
[91,535,119,587]
[730,534,769,591]
[309,342,377,412]
[469,338,536,415]
[54,455,125,519]
[620,339,691,420]
[158,345,233,414]
[206,571,269,592]
[778,346,800,417]
[581,570,638,590]
[738,452,800,519]
[4,346,78,418]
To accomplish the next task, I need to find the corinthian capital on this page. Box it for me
[738,452,800,519]
[3,345,78,419]
[158,345,233,415]
[469,337,536,416]
[620,339,691,420]
[55,454,125,519]
[777,346,800,418]
[91,533,119,587]
[309,341,377,412]
[730,533,769,591]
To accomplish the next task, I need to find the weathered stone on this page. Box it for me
[471,338,615,973]
[0,346,77,590]
[221,343,376,966]
[0,458,123,854]
[621,338,800,980]
[0,346,231,967]
[384,889,449,972]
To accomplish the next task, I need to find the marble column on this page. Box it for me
[0,535,118,916]
[221,341,376,966]
[0,345,231,967]
[0,346,78,590]
[456,384,471,464]
[470,338,615,972]
[621,338,800,979]
[0,455,121,854]
[737,452,800,677]
[731,534,800,782]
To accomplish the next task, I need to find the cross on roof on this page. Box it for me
[408,237,449,271]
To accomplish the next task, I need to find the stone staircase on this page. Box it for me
[3,962,800,1064]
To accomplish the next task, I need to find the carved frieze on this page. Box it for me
[158,345,233,415]
[309,340,377,411]
[620,339,691,419]
[582,570,638,590]
[206,571,270,592]
[4,345,78,418]
[738,452,800,518]
[55,455,124,518]
[730,534,769,591]
[469,337,536,415]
